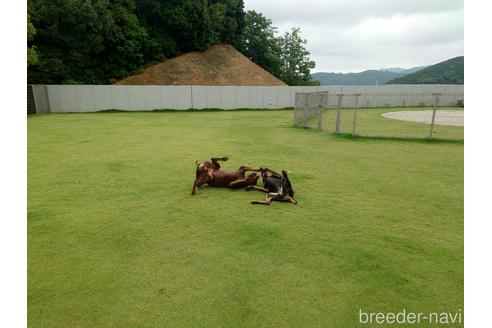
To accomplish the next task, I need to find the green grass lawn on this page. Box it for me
[28,110,463,327]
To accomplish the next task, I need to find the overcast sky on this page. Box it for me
[243,0,464,73]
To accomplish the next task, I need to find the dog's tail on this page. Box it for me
[282,170,294,197]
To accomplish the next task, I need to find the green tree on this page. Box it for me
[277,27,315,85]
[136,0,213,58]
[135,0,179,61]
[28,0,113,83]
[28,0,148,84]
[26,0,249,84]
[162,0,211,52]
[103,0,148,82]
[215,0,244,46]
[27,14,38,67]
[135,0,244,62]
[208,2,227,44]
[237,10,282,78]
[236,12,316,85]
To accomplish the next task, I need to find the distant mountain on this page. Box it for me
[380,66,426,74]
[311,70,404,86]
[386,57,464,84]
[311,65,427,86]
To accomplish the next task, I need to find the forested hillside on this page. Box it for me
[386,56,464,84]
[381,66,426,74]
[27,0,245,84]
[311,70,403,86]
[27,0,317,85]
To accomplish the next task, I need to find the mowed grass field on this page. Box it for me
[28,110,463,327]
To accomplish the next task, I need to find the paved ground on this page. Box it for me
[381,110,464,126]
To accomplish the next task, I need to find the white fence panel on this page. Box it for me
[235,86,251,108]
[263,87,278,108]
[93,85,112,111]
[110,86,130,110]
[219,86,236,109]
[163,86,192,109]
[143,86,162,110]
[35,84,464,113]
[249,87,264,108]
[127,86,147,110]
[75,85,95,112]
[191,86,208,109]
[54,85,77,112]
[275,87,291,108]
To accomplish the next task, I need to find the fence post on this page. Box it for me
[303,93,308,128]
[317,92,328,131]
[317,104,323,131]
[352,93,360,137]
[190,85,194,109]
[428,93,441,139]
[335,94,343,133]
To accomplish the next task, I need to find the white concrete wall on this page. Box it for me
[33,84,464,113]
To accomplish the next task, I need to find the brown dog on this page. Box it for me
[191,157,260,195]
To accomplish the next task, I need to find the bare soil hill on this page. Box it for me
[116,44,286,86]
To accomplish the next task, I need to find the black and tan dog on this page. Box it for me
[246,168,297,205]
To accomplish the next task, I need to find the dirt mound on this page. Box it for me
[116,44,286,86]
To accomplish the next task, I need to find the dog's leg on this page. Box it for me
[239,166,261,172]
[191,175,209,195]
[210,156,228,170]
[191,179,198,195]
[192,178,205,195]
[229,177,249,187]
[211,156,228,161]
[252,192,285,205]
[245,185,269,192]
[251,195,272,205]
[283,195,298,205]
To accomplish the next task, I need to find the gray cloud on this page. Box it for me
[244,0,464,72]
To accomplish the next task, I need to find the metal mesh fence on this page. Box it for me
[294,92,328,130]
[294,91,464,140]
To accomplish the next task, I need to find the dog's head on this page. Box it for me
[246,172,260,184]
[195,160,213,171]
[195,161,214,179]
[259,167,281,179]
